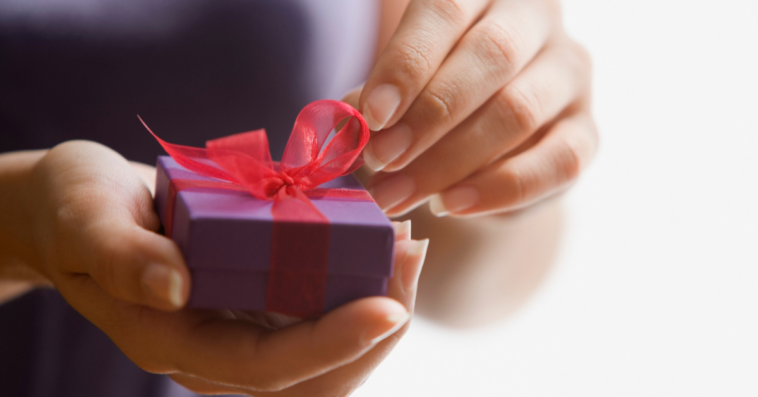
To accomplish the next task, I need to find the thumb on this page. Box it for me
[83,220,190,311]
[341,85,364,109]
[43,144,192,311]
[33,140,190,311]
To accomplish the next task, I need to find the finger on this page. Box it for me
[129,161,158,196]
[174,225,424,391]
[341,85,363,109]
[392,219,413,241]
[250,230,430,397]
[169,373,250,396]
[173,228,427,397]
[430,109,598,217]
[59,272,410,392]
[387,221,428,310]
[362,0,560,173]
[359,0,491,131]
[367,37,592,215]
[83,221,190,311]
[38,141,190,311]
[174,298,409,392]
[387,241,428,314]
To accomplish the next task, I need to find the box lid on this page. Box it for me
[155,156,394,278]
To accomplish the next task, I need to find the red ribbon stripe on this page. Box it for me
[148,100,372,318]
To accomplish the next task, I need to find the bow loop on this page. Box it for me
[206,129,274,167]
[145,100,369,201]
[280,100,369,189]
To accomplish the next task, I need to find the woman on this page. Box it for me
[0,0,597,395]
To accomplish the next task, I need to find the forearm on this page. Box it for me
[0,150,52,303]
[409,199,565,328]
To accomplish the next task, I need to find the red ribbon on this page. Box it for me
[144,100,372,317]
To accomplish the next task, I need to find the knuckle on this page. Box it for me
[418,82,459,124]
[394,39,434,83]
[500,84,543,133]
[473,20,522,72]
[93,231,133,300]
[425,0,468,29]
[501,166,527,207]
[556,139,582,182]
[555,120,599,182]
[95,236,121,289]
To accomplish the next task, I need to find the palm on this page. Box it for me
[28,140,425,396]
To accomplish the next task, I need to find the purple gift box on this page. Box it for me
[154,155,394,317]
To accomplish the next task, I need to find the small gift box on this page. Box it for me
[148,100,394,318]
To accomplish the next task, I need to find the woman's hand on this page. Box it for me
[21,140,428,396]
[355,0,598,217]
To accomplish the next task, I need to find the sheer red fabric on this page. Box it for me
[141,99,369,203]
[146,100,373,317]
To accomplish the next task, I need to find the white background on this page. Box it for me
[356,1,758,396]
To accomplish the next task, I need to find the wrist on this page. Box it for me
[0,150,50,282]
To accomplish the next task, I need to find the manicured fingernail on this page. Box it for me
[362,123,413,171]
[368,174,416,211]
[141,264,184,308]
[402,239,429,292]
[364,310,411,346]
[393,220,412,241]
[429,186,480,217]
[392,219,411,241]
[362,84,401,131]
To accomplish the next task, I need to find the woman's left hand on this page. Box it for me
[353,0,598,217]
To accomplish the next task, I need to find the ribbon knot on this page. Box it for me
[262,172,297,199]
[142,99,371,217]
[279,173,296,187]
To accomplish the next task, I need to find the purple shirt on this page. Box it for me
[0,1,377,396]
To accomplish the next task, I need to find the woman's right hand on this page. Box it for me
[17,140,427,396]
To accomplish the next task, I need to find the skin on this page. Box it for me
[351,0,597,326]
[0,142,428,396]
[362,0,596,218]
[0,0,597,394]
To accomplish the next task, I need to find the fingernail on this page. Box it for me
[393,220,412,241]
[141,264,184,308]
[402,239,429,292]
[362,123,413,171]
[429,186,480,217]
[364,310,410,346]
[362,84,401,131]
[368,174,416,211]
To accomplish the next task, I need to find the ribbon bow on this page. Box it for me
[145,100,376,317]
[143,99,372,222]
